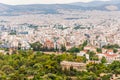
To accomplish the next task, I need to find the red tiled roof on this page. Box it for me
[104,53,118,57]
[83,50,88,53]
[107,49,113,52]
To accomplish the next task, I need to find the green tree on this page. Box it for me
[1,65,15,75]
[61,45,66,52]
[30,42,42,51]
[68,47,80,53]
[113,48,118,53]
[87,51,96,60]
[101,57,107,63]
[96,48,102,53]
[109,61,120,74]
[82,40,88,47]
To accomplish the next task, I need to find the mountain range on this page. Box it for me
[0,0,120,16]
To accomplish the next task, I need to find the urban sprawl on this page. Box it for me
[0,10,120,62]
[0,10,120,79]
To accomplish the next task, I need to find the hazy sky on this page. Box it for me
[0,0,110,5]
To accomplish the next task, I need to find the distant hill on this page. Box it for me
[70,0,120,7]
[0,4,85,16]
[0,3,11,12]
[0,0,120,16]
[70,0,120,11]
